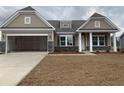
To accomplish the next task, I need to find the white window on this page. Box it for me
[60,35,73,47]
[93,35,105,46]
[24,17,31,24]
[95,21,100,28]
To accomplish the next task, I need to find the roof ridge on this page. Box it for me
[91,12,105,17]
[19,6,35,11]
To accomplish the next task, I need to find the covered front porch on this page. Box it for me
[78,32,117,52]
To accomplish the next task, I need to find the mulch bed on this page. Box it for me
[94,52,124,54]
[49,51,85,54]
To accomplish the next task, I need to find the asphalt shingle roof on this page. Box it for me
[48,20,86,32]
[91,12,105,17]
[19,6,35,11]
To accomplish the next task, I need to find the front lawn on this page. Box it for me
[18,53,124,86]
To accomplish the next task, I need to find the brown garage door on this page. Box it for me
[14,36,47,51]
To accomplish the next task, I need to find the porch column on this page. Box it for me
[89,32,93,52]
[5,35,8,54]
[78,32,82,52]
[113,33,117,52]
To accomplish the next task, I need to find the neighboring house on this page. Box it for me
[0,6,119,54]
[119,33,124,51]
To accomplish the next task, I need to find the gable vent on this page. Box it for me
[60,21,72,29]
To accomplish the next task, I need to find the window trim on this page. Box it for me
[95,21,100,28]
[92,35,105,46]
[67,35,73,46]
[59,35,73,47]
[24,17,31,24]
[60,36,66,47]
[60,21,72,29]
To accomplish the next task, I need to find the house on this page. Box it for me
[0,6,119,54]
[119,33,124,51]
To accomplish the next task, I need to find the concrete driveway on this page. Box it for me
[0,52,47,86]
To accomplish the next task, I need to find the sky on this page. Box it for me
[0,6,124,37]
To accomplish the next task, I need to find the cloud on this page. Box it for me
[0,6,23,24]
[35,6,89,20]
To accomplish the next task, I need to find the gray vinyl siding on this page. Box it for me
[83,18,114,30]
[6,12,49,28]
[54,33,58,47]
[75,34,79,47]
[48,41,54,52]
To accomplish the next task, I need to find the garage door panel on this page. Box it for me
[9,36,47,51]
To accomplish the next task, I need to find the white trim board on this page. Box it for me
[77,30,118,32]
[1,28,54,31]
[6,34,48,36]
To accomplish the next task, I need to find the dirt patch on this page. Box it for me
[18,54,124,86]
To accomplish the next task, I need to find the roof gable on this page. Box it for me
[80,18,117,30]
[91,12,105,17]
[5,12,51,28]
[1,6,55,30]
[77,12,119,32]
